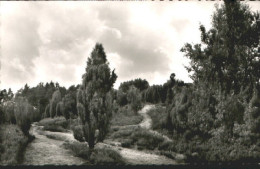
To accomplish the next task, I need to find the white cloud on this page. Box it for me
[1,1,259,93]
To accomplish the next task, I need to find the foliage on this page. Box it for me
[63,141,90,160]
[116,89,128,106]
[119,78,149,93]
[49,90,62,118]
[147,105,168,131]
[38,117,68,132]
[157,0,260,163]
[13,97,35,136]
[0,124,28,165]
[2,101,16,124]
[72,125,85,142]
[76,43,117,149]
[110,105,143,126]
[44,103,50,118]
[0,105,4,124]
[56,101,65,117]
[89,147,126,165]
[127,86,142,113]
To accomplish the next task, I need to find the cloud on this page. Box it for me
[1,1,259,92]
[1,2,42,90]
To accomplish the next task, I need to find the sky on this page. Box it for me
[1,1,260,93]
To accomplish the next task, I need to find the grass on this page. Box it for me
[110,106,143,126]
[0,124,31,165]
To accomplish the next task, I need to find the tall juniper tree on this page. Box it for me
[77,43,117,149]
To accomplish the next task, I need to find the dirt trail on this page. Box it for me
[99,104,176,165]
[23,104,176,165]
[139,105,172,142]
[23,124,86,165]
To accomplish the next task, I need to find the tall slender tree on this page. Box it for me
[77,43,117,149]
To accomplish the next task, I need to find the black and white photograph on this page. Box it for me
[0,0,260,166]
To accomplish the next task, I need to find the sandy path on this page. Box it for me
[23,104,176,165]
[99,104,176,165]
[97,142,176,165]
[139,105,172,142]
[23,124,86,165]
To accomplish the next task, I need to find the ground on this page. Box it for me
[23,104,179,165]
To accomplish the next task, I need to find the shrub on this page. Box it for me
[72,125,85,142]
[90,148,125,165]
[121,139,132,148]
[14,97,33,136]
[0,105,4,124]
[147,105,167,130]
[110,106,143,126]
[44,104,50,118]
[127,86,142,113]
[116,90,128,106]
[3,101,16,124]
[108,127,134,141]
[0,124,28,165]
[63,141,90,160]
[38,117,68,132]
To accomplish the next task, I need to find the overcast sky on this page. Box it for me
[1,1,260,93]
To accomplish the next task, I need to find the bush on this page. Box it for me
[14,97,34,136]
[0,105,4,124]
[147,105,167,130]
[108,127,134,141]
[90,148,125,165]
[63,141,90,160]
[131,129,165,150]
[38,117,68,132]
[3,101,16,124]
[121,139,132,148]
[111,106,143,126]
[116,90,128,106]
[0,124,28,165]
[72,125,85,142]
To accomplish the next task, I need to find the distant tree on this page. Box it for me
[127,86,142,113]
[7,88,14,100]
[145,85,162,104]
[77,43,117,149]
[116,89,128,106]
[44,103,50,118]
[56,101,64,117]
[249,86,260,134]
[119,78,149,93]
[0,89,8,102]
[3,101,16,124]
[166,88,173,105]
[49,90,62,118]
[0,105,4,124]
